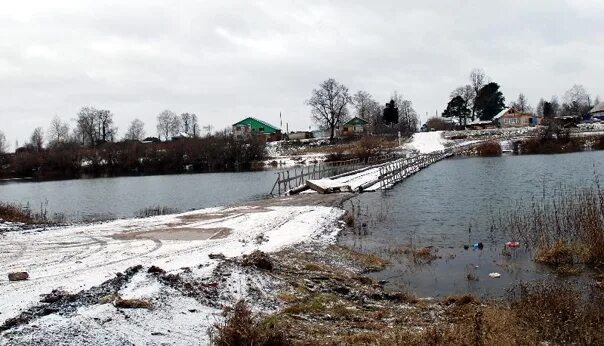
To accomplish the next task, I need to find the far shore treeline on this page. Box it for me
[0,68,601,180]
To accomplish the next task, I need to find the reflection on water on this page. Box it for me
[340,151,604,297]
[0,171,278,222]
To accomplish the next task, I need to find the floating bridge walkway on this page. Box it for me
[270,143,479,195]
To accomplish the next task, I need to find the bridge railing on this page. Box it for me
[270,153,397,195]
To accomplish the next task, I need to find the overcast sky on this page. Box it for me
[1,0,602,149]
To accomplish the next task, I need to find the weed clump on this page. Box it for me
[534,241,576,265]
[242,251,274,271]
[212,300,286,346]
[496,183,604,265]
[444,294,478,306]
[0,202,46,224]
[135,205,180,218]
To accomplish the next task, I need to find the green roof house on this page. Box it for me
[233,117,282,141]
[340,117,369,136]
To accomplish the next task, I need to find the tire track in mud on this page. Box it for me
[0,241,27,264]
[29,238,163,281]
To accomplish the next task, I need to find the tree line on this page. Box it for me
[0,107,265,180]
[440,68,600,128]
[0,107,211,154]
[306,78,419,140]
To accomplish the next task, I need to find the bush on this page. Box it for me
[475,141,502,157]
[0,203,36,224]
[517,124,584,154]
[592,135,604,151]
[351,136,383,160]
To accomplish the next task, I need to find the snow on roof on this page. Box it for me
[492,108,511,120]
[590,102,604,114]
[467,108,510,125]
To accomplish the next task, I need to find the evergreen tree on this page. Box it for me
[543,102,555,118]
[442,96,471,126]
[475,82,506,121]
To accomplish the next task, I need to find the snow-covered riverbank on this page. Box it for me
[0,204,345,344]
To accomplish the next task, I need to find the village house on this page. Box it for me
[496,109,542,128]
[466,108,542,130]
[232,117,282,141]
[589,102,604,121]
[339,117,369,136]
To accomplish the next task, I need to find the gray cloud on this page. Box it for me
[1,0,602,149]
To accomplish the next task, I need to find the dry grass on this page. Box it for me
[496,182,604,265]
[534,241,576,264]
[0,202,39,224]
[212,300,287,346]
[340,211,355,227]
[335,245,388,272]
[443,294,479,306]
[277,281,604,345]
[114,298,152,309]
[135,205,180,218]
[262,244,604,345]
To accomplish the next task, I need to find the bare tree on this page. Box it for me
[399,101,419,134]
[562,85,592,117]
[203,124,214,137]
[169,114,182,137]
[76,106,98,145]
[352,90,380,121]
[0,130,7,153]
[30,127,44,151]
[450,85,475,110]
[48,116,70,145]
[156,110,180,141]
[74,106,116,145]
[511,93,532,112]
[469,68,490,119]
[536,98,546,117]
[124,118,146,141]
[190,114,199,137]
[306,78,351,141]
[180,113,192,134]
[563,84,591,107]
[390,91,419,134]
[97,110,116,142]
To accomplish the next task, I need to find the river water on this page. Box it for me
[340,151,604,298]
[0,171,277,221]
[2,152,603,297]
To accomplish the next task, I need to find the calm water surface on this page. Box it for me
[340,151,604,298]
[0,171,278,221]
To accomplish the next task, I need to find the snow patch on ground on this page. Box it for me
[0,204,345,334]
[404,131,451,154]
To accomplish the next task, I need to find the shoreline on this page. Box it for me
[0,193,354,344]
